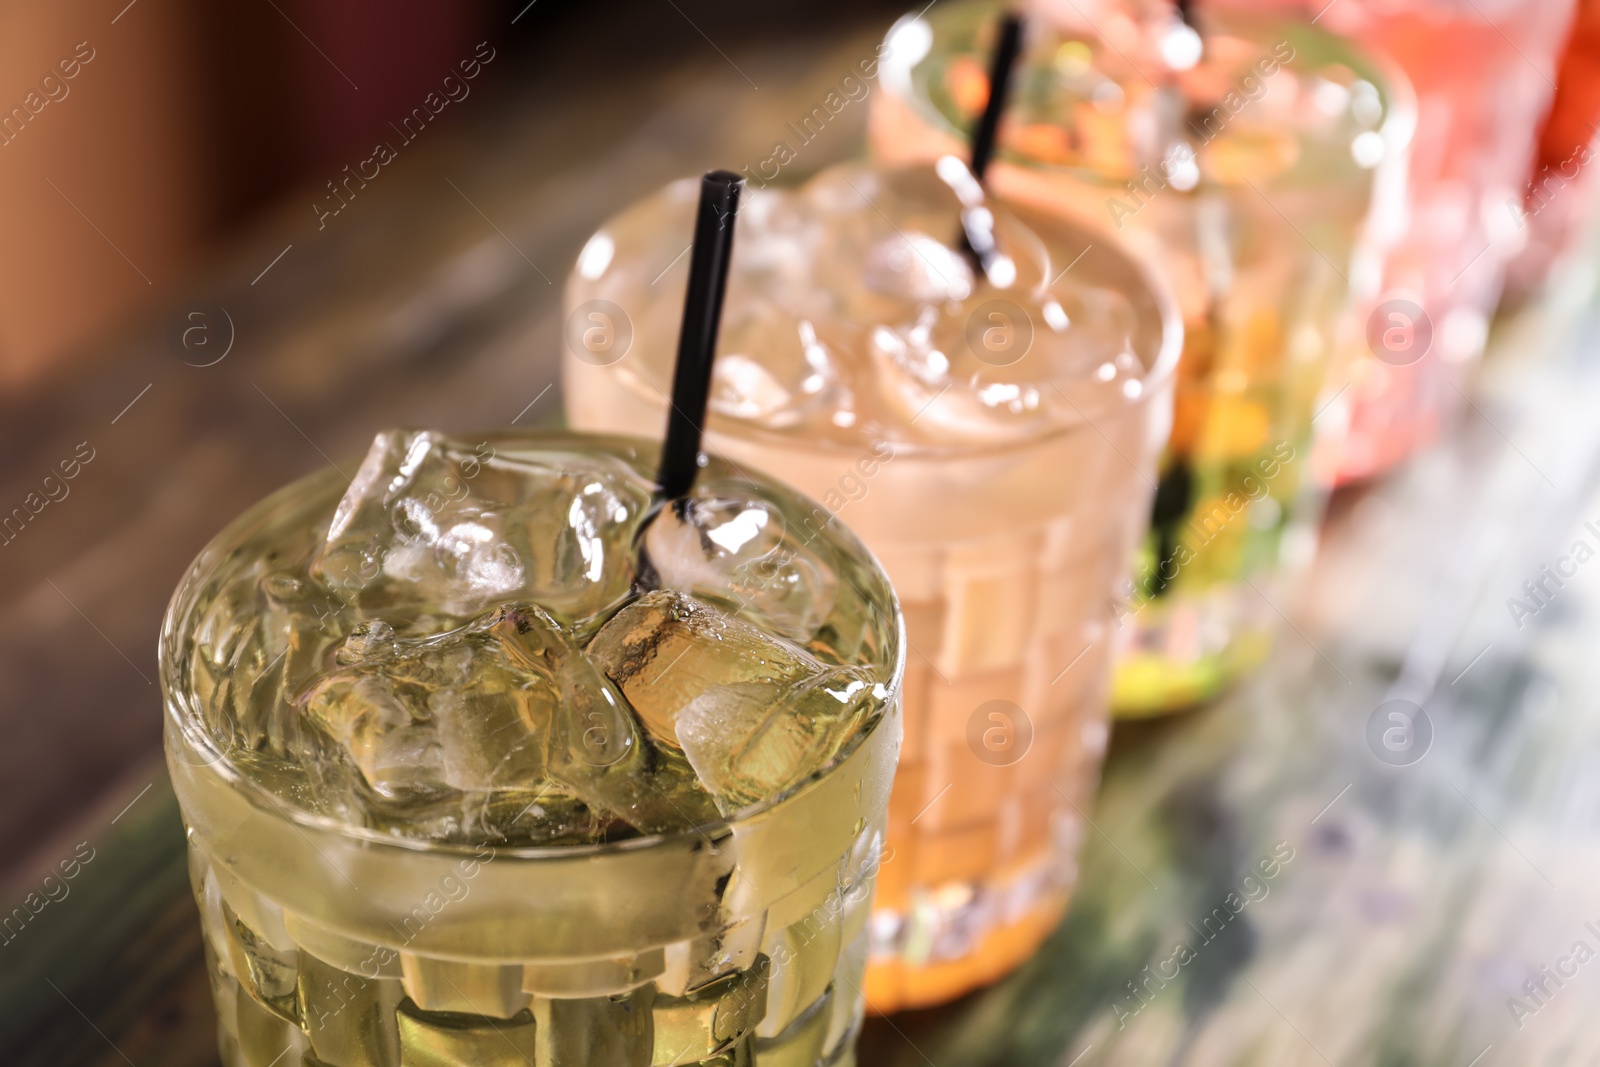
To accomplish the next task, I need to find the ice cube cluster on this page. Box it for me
[188,431,895,846]
[570,160,1148,449]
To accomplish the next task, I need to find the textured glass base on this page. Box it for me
[177,706,899,1067]
[1112,588,1275,718]
[862,850,1071,1013]
[196,843,871,1067]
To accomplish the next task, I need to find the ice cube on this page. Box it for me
[298,602,713,842]
[866,277,1142,442]
[803,167,972,329]
[310,432,652,627]
[501,454,651,629]
[458,788,606,846]
[861,232,973,303]
[728,187,816,298]
[381,506,523,607]
[195,571,350,766]
[794,161,1154,442]
[586,591,882,814]
[712,295,852,430]
[867,303,1050,443]
[711,352,794,422]
[571,160,1154,450]
[642,491,839,643]
[548,720,721,838]
[312,430,522,614]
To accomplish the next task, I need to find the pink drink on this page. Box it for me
[564,161,1179,1009]
[1245,0,1575,483]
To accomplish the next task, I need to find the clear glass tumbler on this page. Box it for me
[162,431,904,1066]
[870,0,1414,714]
[564,163,1179,1010]
[1250,0,1575,484]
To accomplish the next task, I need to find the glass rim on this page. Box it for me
[881,0,1419,193]
[573,162,1185,462]
[160,429,907,862]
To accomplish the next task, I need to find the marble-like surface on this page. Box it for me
[852,259,1600,1064]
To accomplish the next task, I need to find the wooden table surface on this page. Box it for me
[6,12,1600,1067]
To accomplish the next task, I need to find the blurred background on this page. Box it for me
[9,0,1600,1063]
[0,0,915,872]
[0,0,918,385]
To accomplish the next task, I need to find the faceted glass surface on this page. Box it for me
[163,431,904,1066]
[870,0,1411,716]
[564,161,1179,1010]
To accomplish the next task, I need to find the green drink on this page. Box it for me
[162,430,903,1066]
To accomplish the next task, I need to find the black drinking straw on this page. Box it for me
[968,13,1025,184]
[656,170,743,501]
[959,14,1024,270]
[1176,0,1198,31]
